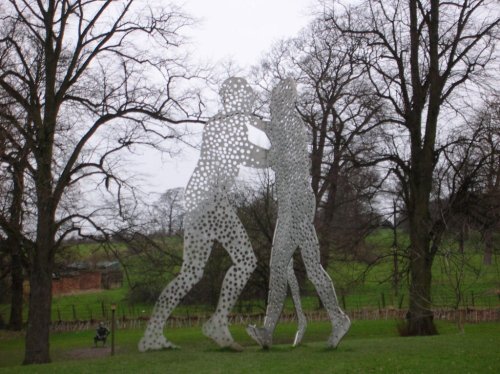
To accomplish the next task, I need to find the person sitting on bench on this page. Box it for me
[94,322,110,347]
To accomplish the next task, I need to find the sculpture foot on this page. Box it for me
[202,317,240,350]
[246,325,272,349]
[292,313,307,347]
[293,324,306,347]
[227,341,245,352]
[327,314,351,349]
[138,334,179,352]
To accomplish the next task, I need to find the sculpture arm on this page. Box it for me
[251,118,269,134]
[246,118,273,169]
[244,145,269,169]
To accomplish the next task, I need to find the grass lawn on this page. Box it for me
[0,320,499,373]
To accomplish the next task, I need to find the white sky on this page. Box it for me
[180,0,315,66]
[136,0,316,196]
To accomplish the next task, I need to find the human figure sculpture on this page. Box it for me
[138,77,269,352]
[247,78,351,349]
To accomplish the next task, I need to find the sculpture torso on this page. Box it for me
[268,104,316,227]
[185,112,266,213]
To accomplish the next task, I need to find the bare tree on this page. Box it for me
[0,0,205,364]
[329,0,499,335]
[153,187,185,236]
[0,93,32,331]
[436,95,500,265]
[470,97,500,265]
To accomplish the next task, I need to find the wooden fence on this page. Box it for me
[49,307,500,332]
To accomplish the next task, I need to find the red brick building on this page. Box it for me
[51,271,102,295]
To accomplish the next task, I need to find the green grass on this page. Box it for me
[1,321,499,373]
[326,230,500,309]
[59,240,134,259]
[51,288,129,321]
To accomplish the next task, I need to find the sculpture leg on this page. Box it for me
[138,224,212,352]
[299,222,350,348]
[287,260,307,346]
[247,227,294,348]
[202,208,257,350]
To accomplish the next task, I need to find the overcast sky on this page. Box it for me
[136,0,316,196]
[180,0,315,66]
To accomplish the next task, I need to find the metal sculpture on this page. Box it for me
[139,77,305,351]
[139,77,268,352]
[247,78,351,349]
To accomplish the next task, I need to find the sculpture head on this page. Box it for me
[271,78,297,109]
[219,77,255,114]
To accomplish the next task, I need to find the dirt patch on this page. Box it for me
[65,346,118,359]
[0,330,24,341]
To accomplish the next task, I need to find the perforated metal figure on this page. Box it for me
[139,77,269,352]
[247,78,351,349]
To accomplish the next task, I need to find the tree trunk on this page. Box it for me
[405,105,438,335]
[406,184,438,335]
[8,249,24,330]
[407,241,437,335]
[483,229,493,266]
[392,200,399,296]
[316,151,342,268]
[24,141,55,364]
[458,223,466,254]
[23,237,53,364]
[7,159,27,331]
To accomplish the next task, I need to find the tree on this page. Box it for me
[437,96,500,265]
[0,0,203,364]
[468,97,500,265]
[329,0,499,334]
[152,187,185,237]
[0,92,31,331]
